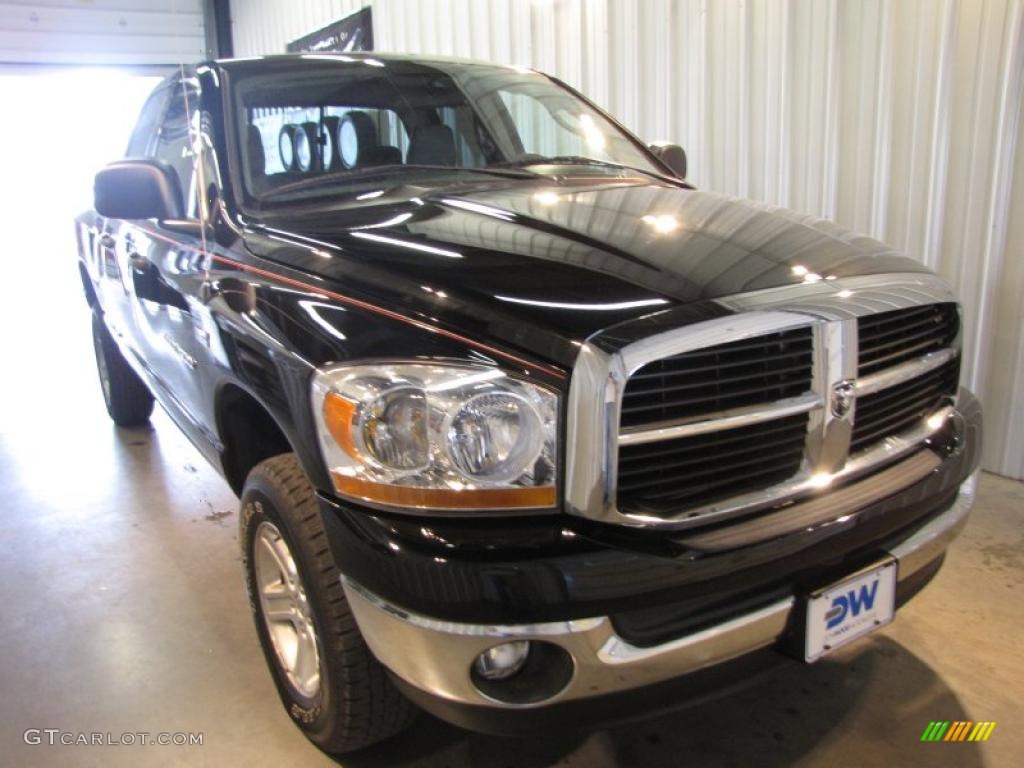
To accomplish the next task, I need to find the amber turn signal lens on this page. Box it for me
[323,392,360,459]
[331,473,556,510]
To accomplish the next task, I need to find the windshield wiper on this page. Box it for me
[490,155,665,179]
[259,164,541,201]
[492,155,614,168]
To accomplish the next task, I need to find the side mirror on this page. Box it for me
[649,142,687,179]
[94,159,183,220]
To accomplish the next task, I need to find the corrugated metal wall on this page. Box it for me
[0,0,204,65]
[232,0,1024,479]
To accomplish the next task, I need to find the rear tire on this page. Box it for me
[91,311,154,426]
[240,454,417,754]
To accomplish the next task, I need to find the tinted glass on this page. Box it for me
[192,111,222,221]
[231,58,661,204]
[154,81,199,212]
[252,106,408,176]
[126,87,169,157]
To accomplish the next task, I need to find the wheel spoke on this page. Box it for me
[257,533,294,586]
[292,625,320,691]
[252,521,322,699]
[269,540,297,584]
[261,586,294,623]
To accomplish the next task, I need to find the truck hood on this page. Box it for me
[245,177,929,368]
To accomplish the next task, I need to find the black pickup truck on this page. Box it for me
[76,54,982,754]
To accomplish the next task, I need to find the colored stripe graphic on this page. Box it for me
[921,722,950,741]
[921,720,996,742]
[944,721,971,741]
[968,722,997,742]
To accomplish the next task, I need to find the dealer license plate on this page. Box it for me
[805,559,897,662]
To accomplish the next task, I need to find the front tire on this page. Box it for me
[91,311,154,426]
[240,454,417,754]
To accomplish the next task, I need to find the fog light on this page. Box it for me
[474,641,531,681]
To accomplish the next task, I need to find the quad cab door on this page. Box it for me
[120,78,219,455]
[95,84,169,371]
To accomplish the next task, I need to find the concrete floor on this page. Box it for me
[1,237,1022,768]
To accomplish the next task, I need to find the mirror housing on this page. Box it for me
[94,159,183,220]
[649,142,687,179]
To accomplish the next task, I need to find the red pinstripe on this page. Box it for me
[134,225,566,380]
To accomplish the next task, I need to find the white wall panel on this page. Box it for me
[0,0,203,65]
[233,0,1024,478]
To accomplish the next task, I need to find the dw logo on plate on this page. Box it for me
[825,579,880,629]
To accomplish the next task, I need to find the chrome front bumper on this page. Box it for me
[342,471,978,710]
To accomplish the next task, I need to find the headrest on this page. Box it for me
[246,126,265,177]
[360,145,402,168]
[407,124,455,166]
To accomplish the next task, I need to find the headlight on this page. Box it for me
[311,363,559,511]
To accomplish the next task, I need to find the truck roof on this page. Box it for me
[211,51,538,75]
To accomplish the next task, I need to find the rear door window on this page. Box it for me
[126,87,169,157]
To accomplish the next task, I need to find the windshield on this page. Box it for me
[231,56,663,204]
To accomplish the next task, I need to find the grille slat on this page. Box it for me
[857,304,945,330]
[856,374,950,421]
[637,457,805,506]
[616,414,809,514]
[631,337,811,361]
[857,337,945,372]
[618,448,802,495]
[619,427,806,478]
[858,303,958,376]
[622,380,811,418]
[628,352,812,381]
[626,361,811,395]
[851,357,960,453]
[620,327,813,430]
[640,461,803,504]
[858,314,951,345]
[618,418,804,465]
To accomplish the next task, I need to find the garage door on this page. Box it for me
[0,0,204,66]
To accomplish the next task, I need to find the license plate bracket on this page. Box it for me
[804,559,897,662]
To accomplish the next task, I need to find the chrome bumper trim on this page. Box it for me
[596,598,792,666]
[343,470,978,709]
[891,469,978,577]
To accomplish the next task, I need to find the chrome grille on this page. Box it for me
[617,328,814,516]
[565,274,962,530]
[858,303,959,376]
[620,328,813,429]
[617,414,809,515]
[851,356,960,453]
